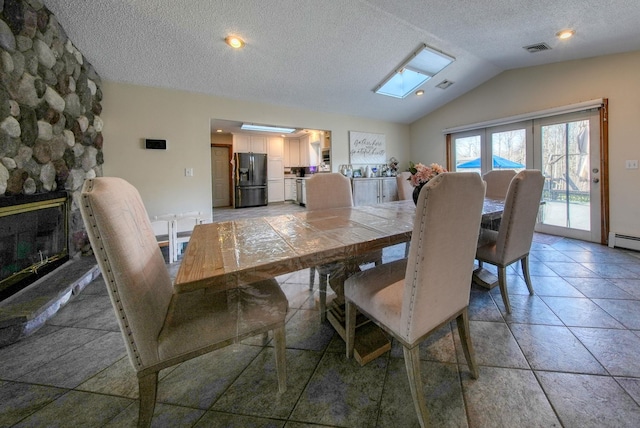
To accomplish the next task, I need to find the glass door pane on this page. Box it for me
[453,133,482,174]
[540,120,590,230]
[491,128,527,171]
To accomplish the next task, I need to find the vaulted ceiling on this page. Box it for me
[45,0,640,124]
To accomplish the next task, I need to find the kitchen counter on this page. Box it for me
[351,176,397,180]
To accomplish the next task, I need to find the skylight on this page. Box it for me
[374,44,455,99]
[241,123,296,133]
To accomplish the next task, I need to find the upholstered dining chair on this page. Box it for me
[475,169,545,313]
[396,171,414,201]
[483,169,517,199]
[481,169,517,230]
[344,172,485,427]
[305,173,382,321]
[396,171,414,256]
[80,177,288,428]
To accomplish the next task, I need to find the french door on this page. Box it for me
[450,108,604,243]
[533,110,602,242]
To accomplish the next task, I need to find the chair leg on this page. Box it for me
[273,325,287,393]
[319,273,328,321]
[456,309,479,379]
[497,266,511,314]
[477,260,483,269]
[345,300,357,358]
[403,345,429,428]
[138,372,158,428]
[309,266,316,290]
[521,256,535,295]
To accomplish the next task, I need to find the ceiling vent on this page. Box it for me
[523,43,551,53]
[436,79,454,89]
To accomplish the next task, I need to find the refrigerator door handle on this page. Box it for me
[249,154,253,183]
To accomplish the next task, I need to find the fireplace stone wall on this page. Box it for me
[0,0,103,257]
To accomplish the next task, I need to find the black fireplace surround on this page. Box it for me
[0,191,69,301]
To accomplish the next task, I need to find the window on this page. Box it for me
[374,44,454,99]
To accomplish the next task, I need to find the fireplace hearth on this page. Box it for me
[0,191,70,302]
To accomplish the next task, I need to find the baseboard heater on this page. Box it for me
[608,232,640,251]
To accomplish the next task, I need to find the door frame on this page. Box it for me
[533,109,603,242]
[446,99,609,244]
[211,144,233,208]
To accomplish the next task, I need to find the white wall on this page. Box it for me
[100,82,410,218]
[410,50,640,238]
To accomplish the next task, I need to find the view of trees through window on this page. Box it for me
[492,130,526,167]
[541,120,590,202]
[455,135,481,161]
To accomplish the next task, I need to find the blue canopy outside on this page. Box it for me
[457,155,524,169]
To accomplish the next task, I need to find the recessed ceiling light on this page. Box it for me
[216,129,223,133]
[225,35,245,49]
[415,89,424,96]
[556,29,575,40]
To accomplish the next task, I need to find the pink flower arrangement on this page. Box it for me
[407,162,447,187]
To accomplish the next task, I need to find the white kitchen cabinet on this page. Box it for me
[381,178,398,202]
[284,178,297,200]
[268,137,284,158]
[268,178,285,202]
[352,179,380,206]
[352,178,398,206]
[284,140,290,166]
[299,135,311,166]
[285,138,301,167]
[268,158,284,180]
[233,134,267,153]
[233,134,249,152]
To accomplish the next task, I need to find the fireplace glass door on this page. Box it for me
[0,194,69,300]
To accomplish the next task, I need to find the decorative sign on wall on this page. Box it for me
[349,131,386,164]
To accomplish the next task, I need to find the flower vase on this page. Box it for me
[412,183,425,205]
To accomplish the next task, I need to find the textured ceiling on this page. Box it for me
[44,0,640,124]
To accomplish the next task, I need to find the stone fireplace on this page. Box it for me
[0,0,104,299]
[0,0,105,344]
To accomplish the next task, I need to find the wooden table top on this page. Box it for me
[174,199,504,293]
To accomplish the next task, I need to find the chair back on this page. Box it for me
[80,177,173,370]
[400,172,485,344]
[495,169,545,264]
[396,171,414,200]
[483,169,517,199]
[305,173,353,210]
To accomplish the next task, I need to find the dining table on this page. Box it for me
[174,198,504,364]
[174,198,505,294]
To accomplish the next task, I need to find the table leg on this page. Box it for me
[324,260,391,366]
[472,266,499,289]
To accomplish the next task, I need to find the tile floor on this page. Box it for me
[1,202,640,427]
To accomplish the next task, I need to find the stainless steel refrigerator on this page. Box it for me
[234,152,268,208]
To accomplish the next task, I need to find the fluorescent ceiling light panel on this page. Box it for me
[375,44,455,99]
[241,123,296,133]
